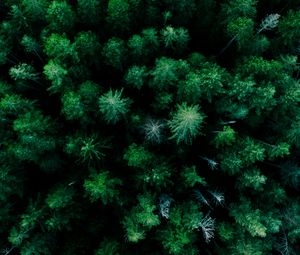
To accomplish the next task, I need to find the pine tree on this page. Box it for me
[102,38,127,70]
[43,60,68,93]
[98,89,131,124]
[107,0,130,34]
[84,170,122,204]
[77,0,103,26]
[168,103,205,144]
[44,33,78,63]
[46,1,76,32]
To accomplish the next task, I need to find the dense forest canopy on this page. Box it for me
[0,0,300,254]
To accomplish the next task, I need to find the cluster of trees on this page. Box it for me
[0,0,300,254]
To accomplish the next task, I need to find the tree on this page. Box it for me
[46,185,76,209]
[74,31,101,65]
[168,103,205,144]
[0,36,10,65]
[61,91,85,120]
[161,26,190,53]
[124,65,148,90]
[95,239,120,255]
[98,89,131,124]
[229,198,267,238]
[107,0,130,34]
[43,60,68,93]
[177,63,226,103]
[44,33,78,63]
[84,170,122,204]
[21,0,48,22]
[181,165,206,187]
[77,0,103,25]
[21,35,43,61]
[213,126,236,148]
[102,38,127,70]
[277,10,300,47]
[143,119,165,143]
[150,57,190,91]
[9,63,38,81]
[123,143,154,168]
[11,110,56,163]
[46,1,76,32]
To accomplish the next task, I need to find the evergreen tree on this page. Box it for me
[98,89,131,124]
[168,103,205,144]
[46,1,76,32]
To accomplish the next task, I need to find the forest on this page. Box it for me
[0,0,300,254]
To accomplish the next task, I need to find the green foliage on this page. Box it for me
[21,35,41,55]
[65,134,108,163]
[0,36,10,65]
[124,65,148,89]
[265,142,290,160]
[237,168,267,191]
[229,198,267,237]
[102,38,127,70]
[218,222,234,241]
[159,202,204,254]
[123,143,153,168]
[161,26,190,52]
[77,0,103,25]
[178,62,226,103]
[213,126,236,148]
[46,1,76,32]
[84,170,122,204]
[9,63,38,81]
[135,193,160,228]
[221,0,257,22]
[168,103,205,144]
[122,214,145,243]
[280,161,300,189]
[95,239,120,255]
[43,60,68,93]
[0,164,22,201]
[44,33,78,63]
[150,57,189,91]
[226,17,254,50]
[239,138,265,166]
[98,89,131,124]
[11,110,56,162]
[46,185,75,209]
[61,91,84,120]
[21,0,48,21]
[0,94,34,115]
[136,162,172,189]
[181,165,206,187]
[229,233,272,255]
[74,31,101,64]
[107,0,130,34]
[278,10,300,47]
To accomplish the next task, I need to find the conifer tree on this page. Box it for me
[98,89,131,124]
[168,103,205,144]
[46,1,76,32]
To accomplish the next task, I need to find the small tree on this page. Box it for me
[102,38,127,70]
[98,89,131,124]
[161,26,190,53]
[46,1,76,32]
[107,0,130,34]
[168,103,205,144]
[84,170,122,204]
